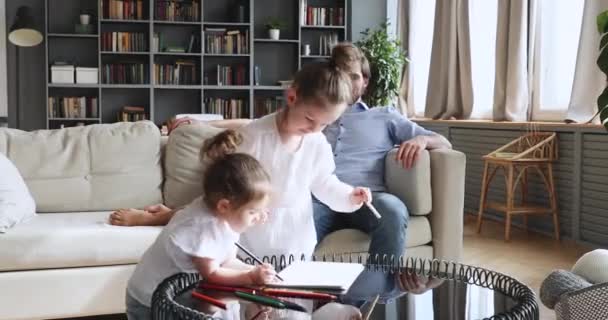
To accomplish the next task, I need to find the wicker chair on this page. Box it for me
[476,131,560,241]
[554,282,608,320]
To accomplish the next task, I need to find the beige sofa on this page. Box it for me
[0,121,465,320]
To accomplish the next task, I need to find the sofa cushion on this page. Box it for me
[313,215,432,256]
[0,122,163,212]
[385,149,432,215]
[0,153,36,233]
[0,211,161,272]
[163,123,222,208]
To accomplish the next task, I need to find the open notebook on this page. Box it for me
[267,261,365,293]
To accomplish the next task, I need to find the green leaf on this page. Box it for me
[601,105,608,130]
[601,34,608,51]
[357,22,407,107]
[598,45,608,75]
[598,10,608,33]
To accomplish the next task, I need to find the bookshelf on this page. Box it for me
[44,0,349,129]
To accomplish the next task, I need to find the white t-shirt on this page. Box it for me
[237,113,361,260]
[127,196,239,306]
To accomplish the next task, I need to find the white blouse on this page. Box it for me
[127,197,239,306]
[237,113,361,260]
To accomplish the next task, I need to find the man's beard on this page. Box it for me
[350,91,363,105]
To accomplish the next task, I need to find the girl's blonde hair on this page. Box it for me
[200,130,270,210]
[291,62,352,108]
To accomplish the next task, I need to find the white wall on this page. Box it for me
[0,0,7,118]
[351,0,387,42]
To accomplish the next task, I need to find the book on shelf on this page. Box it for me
[254,96,283,118]
[102,0,144,20]
[301,0,344,26]
[152,33,200,53]
[48,96,98,119]
[154,60,197,85]
[215,64,247,86]
[204,28,249,54]
[204,97,247,119]
[118,105,147,122]
[102,63,147,84]
[102,32,147,52]
[319,33,339,56]
[155,0,200,22]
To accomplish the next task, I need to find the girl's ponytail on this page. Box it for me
[200,129,243,162]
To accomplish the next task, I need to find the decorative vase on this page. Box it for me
[269,29,280,40]
[80,14,91,25]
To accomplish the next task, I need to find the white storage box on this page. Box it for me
[76,67,98,84]
[51,65,75,84]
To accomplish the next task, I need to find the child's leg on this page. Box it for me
[125,293,151,320]
[109,205,176,227]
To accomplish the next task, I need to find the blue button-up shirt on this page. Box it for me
[323,101,435,191]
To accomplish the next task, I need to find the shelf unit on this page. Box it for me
[44,0,349,129]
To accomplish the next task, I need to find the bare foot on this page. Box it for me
[109,209,160,227]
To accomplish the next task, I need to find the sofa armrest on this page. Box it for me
[385,149,432,216]
[429,149,466,262]
[385,148,465,262]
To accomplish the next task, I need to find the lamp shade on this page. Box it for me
[9,6,43,47]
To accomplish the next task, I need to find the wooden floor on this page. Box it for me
[463,214,593,320]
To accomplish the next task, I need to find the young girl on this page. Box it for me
[125,129,277,320]
[111,62,371,260]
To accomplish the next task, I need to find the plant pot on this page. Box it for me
[80,14,91,25]
[268,29,280,40]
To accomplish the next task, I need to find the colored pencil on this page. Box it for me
[191,290,227,310]
[235,290,286,309]
[365,202,382,219]
[261,288,337,301]
[199,283,255,294]
[234,242,284,281]
[363,294,380,320]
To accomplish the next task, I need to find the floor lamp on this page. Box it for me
[8,5,43,129]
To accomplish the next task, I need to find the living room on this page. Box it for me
[1,0,607,320]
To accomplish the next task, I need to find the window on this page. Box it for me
[408,0,436,117]
[469,0,498,119]
[532,0,584,121]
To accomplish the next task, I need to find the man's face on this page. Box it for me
[346,62,368,104]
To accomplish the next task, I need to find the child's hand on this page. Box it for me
[248,263,277,284]
[349,187,372,206]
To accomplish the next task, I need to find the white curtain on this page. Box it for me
[493,0,535,121]
[425,0,474,119]
[397,0,436,118]
[566,0,608,124]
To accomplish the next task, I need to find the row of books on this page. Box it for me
[101,32,147,52]
[155,0,200,21]
[301,1,344,26]
[118,106,147,122]
[216,65,247,86]
[154,62,197,85]
[204,29,249,54]
[152,33,200,53]
[102,63,147,84]
[318,33,340,56]
[204,98,247,119]
[102,0,145,20]
[48,97,98,119]
[254,96,283,118]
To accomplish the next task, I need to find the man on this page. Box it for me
[316,43,451,303]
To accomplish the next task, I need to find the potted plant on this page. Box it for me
[595,10,608,130]
[265,18,285,40]
[355,22,407,107]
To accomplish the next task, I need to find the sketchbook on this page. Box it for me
[267,261,365,293]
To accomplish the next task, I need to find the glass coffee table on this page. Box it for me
[151,257,539,320]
